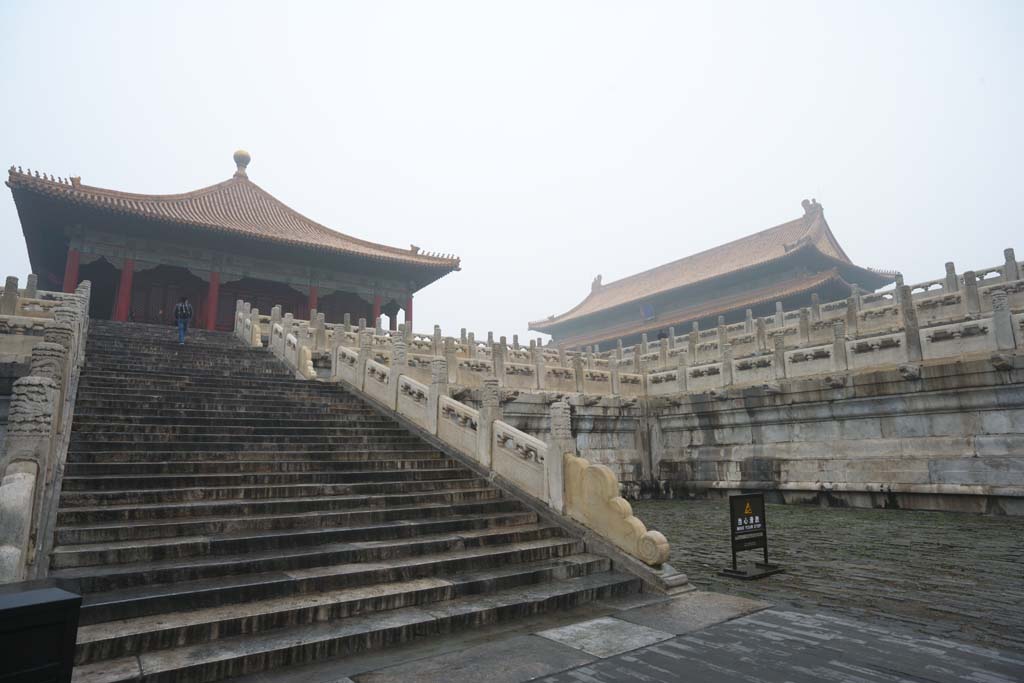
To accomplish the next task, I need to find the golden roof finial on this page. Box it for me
[233,150,251,178]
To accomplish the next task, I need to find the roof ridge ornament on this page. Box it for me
[801,198,823,215]
[233,150,251,179]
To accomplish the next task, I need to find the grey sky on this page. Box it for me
[2,1,1021,340]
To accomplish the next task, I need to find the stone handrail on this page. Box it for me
[0,275,92,583]
[242,298,673,569]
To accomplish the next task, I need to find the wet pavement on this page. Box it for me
[633,498,1024,652]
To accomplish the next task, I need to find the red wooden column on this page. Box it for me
[308,285,319,316]
[205,272,221,330]
[405,294,413,329]
[62,247,80,293]
[372,294,382,325]
[113,258,134,321]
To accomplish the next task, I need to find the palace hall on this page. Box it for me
[529,199,896,349]
[6,151,459,330]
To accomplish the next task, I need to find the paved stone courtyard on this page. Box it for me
[633,499,1024,652]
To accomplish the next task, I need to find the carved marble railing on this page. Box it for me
[241,298,674,572]
[0,276,92,583]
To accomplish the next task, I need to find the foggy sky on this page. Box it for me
[1,1,1021,340]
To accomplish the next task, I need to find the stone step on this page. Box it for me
[69,572,639,683]
[58,467,471,491]
[66,449,448,465]
[68,439,434,453]
[50,511,541,569]
[57,487,502,524]
[64,458,451,476]
[76,537,590,626]
[59,477,485,506]
[70,416,393,429]
[55,499,527,545]
[71,424,415,437]
[75,552,606,665]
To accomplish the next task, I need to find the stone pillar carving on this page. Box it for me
[810,294,821,321]
[343,313,352,332]
[667,327,676,350]
[658,342,668,369]
[832,321,848,371]
[460,328,467,344]
[24,274,38,299]
[991,290,1017,350]
[772,332,787,379]
[640,333,648,355]
[357,317,366,332]
[633,347,642,373]
[894,273,905,303]
[512,334,520,351]
[356,326,372,386]
[573,356,585,393]
[899,285,923,361]
[687,330,697,360]
[850,284,862,310]
[467,332,476,359]
[433,325,442,355]
[271,305,282,331]
[545,400,572,513]
[944,262,959,292]
[717,323,727,354]
[1,276,18,315]
[427,357,447,434]
[962,271,981,316]
[1004,248,1020,281]
[314,313,327,351]
[557,345,566,367]
[478,378,501,468]
[720,344,733,387]
[608,357,620,395]
[774,301,784,328]
[486,331,494,346]
[616,339,623,360]
[799,308,810,344]
[744,309,754,333]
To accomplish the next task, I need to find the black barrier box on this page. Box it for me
[0,579,81,683]
[720,493,784,580]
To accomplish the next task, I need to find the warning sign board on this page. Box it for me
[722,493,782,579]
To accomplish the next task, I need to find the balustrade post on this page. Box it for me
[387,338,407,409]
[427,358,447,434]
[533,341,546,390]
[1004,248,1020,281]
[799,308,811,344]
[477,379,500,469]
[756,318,768,352]
[609,358,620,395]
[640,333,648,355]
[343,313,352,333]
[720,344,733,388]
[616,339,623,360]
[963,271,981,316]
[444,337,458,383]
[433,325,442,355]
[991,290,1018,350]
[745,309,754,332]
[894,273,905,303]
[774,302,784,328]
[772,332,787,379]
[356,327,372,390]
[545,400,571,513]
[810,294,821,321]
[467,332,476,359]
[667,327,676,350]
[573,356,585,393]
[676,347,688,393]
[944,262,959,292]
[492,341,505,386]
[899,285,923,361]
[1,276,19,315]
[687,329,697,361]
[845,297,859,336]
[24,274,37,299]
[832,321,848,371]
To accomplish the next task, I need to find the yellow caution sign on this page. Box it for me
[743,501,753,515]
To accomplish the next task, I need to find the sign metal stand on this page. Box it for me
[720,493,784,580]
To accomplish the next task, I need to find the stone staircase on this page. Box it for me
[53,320,641,683]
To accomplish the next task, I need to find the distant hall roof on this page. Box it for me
[530,200,894,332]
[6,152,460,270]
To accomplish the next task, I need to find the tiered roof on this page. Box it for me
[6,151,460,270]
[530,200,894,339]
